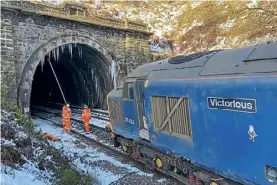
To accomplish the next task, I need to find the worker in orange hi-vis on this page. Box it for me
[62,103,72,134]
[81,104,91,134]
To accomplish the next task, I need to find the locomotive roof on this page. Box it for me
[128,42,277,80]
[107,86,123,98]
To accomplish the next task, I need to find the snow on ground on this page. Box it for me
[1,165,49,185]
[1,142,53,185]
[1,110,54,185]
[71,113,108,129]
[33,118,159,185]
[1,138,16,146]
[90,119,107,129]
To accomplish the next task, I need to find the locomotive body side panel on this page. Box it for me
[144,76,277,185]
[107,42,277,185]
[122,99,141,140]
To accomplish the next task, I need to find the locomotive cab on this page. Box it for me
[107,77,150,141]
[107,59,167,142]
[122,78,149,140]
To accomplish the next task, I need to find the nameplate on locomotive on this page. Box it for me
[207,97,257,113]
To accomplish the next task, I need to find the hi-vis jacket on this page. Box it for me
[62,106,72,122]
[81,108,91,123]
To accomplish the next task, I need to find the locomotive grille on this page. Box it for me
[108,100,123,126]
[151,96,192,138]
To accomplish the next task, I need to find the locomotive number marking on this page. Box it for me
[207,97,257,113]
[125,117,134,124]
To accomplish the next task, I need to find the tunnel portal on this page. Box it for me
[30,43,114,109]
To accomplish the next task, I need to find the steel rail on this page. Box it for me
[34,101,108,114]
[31,104,109,121]
[31,111,180,185]
[31,106,108,129]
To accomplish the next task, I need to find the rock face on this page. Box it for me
[0,1,153,112]
[93,1,277,55]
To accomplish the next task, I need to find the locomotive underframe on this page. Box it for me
[116,136,240,185]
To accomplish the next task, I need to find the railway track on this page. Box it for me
[31,105,108,130]
[31,109,119,152]
[31,101,109,122]
[31,109,181,185]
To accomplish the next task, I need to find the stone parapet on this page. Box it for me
[1,1,152,35]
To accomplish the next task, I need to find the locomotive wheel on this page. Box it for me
[155,157,163,168]
[122,144,128,152]
[122,143,131,153]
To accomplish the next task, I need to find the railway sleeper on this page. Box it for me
[117,136,240,185]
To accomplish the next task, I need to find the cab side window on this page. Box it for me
[124,82,135,100]
[127,83,134,99]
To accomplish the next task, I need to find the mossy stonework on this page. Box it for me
[0,1,152,113]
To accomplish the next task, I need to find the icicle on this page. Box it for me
[49,50,51,60]
[53,48,56,62]
[61,44,65,53]
[40,53,47,72]
[94,76,98,99]
[78,46,80,58]
[97,77,101,105]
[51,50,54,62]
[96,75,101,105]
[95,75,99,95]
[40,58,44,72]
[57,47,60,60]
[54,49,56,62]
[55,48,57,62]
[68,44,73,59]
[41,59,44,72]
[110,60,117,89]
[51,49,54,62]
[91,69,94,81]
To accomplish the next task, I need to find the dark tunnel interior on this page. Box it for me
[30,44,113,109]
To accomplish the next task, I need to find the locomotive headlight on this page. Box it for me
[210,182,218,185]
[266,165,277,182]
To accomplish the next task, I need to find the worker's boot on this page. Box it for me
[85,123,90,134]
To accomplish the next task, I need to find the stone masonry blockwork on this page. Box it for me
[0,1,152,111]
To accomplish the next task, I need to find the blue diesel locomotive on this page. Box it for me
[107,42,277,185]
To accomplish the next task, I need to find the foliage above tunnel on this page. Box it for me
[76,0,277,55]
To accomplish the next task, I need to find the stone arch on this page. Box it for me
[18,35,115,114]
